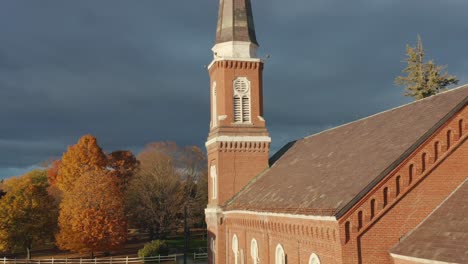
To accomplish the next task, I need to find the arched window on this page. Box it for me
[459,119,464,138]
[275,244,285,264]
[232,235,239,264]
[308,253,321,264]
[383,187,388,208]
[212,82,217,127]
[233,77,251,123]
[396,176,401,196]
[345,221,351,243]
[357,211,363,230]
[409,164,414,185]
[211,238,216,263]
[251,239,259,264]
[447,130,452,150]
[210,165,217,199]
[370,199,376,219]
[421,153,427,172]
[434,141,439,161]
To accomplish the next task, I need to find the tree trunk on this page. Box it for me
[26,247,31,260]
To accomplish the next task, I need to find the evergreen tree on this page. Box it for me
[395,35,458,100]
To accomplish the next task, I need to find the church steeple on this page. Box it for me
[212,0,259,58]
[215,0,258,45]
[205,1,270,263]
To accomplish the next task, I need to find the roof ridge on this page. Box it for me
[303,84,468,141]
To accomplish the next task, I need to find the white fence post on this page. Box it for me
[125,257,128,264]
[51,258,54,264]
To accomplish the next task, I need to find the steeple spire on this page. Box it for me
[212,0,259,59]
[216,0,258,45]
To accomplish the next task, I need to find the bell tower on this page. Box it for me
[205,0,270,263]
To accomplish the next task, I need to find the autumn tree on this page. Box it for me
[56,171,127,257]
[0,170,58,259]
[395,35,458,100]
[107,150,139,192]
[126,142,207,238]
[56,135,107,192]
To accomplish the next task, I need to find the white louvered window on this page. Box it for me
[212,82,217,127]
[309,253,321,264]
[233,77,251,124]
[232,235,239,264]
[275,244,285,264]
[210,165,217,199]
[251,239,259,264]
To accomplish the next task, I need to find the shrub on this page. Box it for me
[138,240,170,258]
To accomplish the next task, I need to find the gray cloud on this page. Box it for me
[1,0,467,178]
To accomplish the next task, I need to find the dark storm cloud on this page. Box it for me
[1,0,467,178]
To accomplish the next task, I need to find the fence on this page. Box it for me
[1,256,178,264]
[192,253,207,261]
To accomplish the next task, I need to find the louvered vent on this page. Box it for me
[233,77,251,124]
[234,96,242,122]
[242,96,250,122]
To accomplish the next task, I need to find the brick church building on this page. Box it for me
[204,1,468,263]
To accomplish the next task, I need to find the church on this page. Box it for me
[204,1,468,263]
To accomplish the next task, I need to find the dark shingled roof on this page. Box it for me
[215,0,258,45]
[391,180,468,263]
[225,85,468,216]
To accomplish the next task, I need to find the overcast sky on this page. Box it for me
[1,0,467,179]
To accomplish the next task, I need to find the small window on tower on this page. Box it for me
[233,77,251,124]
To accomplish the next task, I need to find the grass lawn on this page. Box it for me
[166,237,207,253]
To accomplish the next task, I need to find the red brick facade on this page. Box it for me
[205,2,467,263]
[206,105,466,264]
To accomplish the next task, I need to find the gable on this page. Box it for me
[225,85,468,216]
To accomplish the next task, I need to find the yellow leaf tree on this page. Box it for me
[0,170,58,259]
[56,135,107,193]
[56,170,127,257]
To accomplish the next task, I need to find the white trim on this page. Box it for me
[205,136,271,147]
[212,41,258,59]
[205,207,223,214]
[390,253,454,264]
[208,57,263,70]
[223,210,337,222]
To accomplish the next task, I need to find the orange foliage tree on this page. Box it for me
[56,171,126,257]
[56,135,107,193]
[0,170,58,259]
[107,150,139,192]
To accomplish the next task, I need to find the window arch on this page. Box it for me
[210,165,217,199]
[233,77,251,123]
[396,176,401,196]
[345,221,351,243]
[232,235,239,264]
[459,119,464,138]
[447,130,452,150]
[210,238,216,263]
[370,199,376,219]
[357,211,363,230]
[212,82,217,128]
[251,239,259,264]
[383,187,388,208]
[275,244,285,264]
[308,253,321,264]
[434,141,440,161]
[421,153,427,172]
[409,164,414,185]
